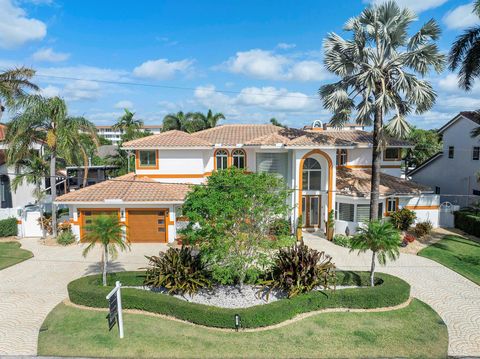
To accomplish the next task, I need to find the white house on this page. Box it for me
[56,124,440,243]
[409,111,480,208]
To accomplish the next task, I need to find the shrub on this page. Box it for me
[0,217,18,237]
[390,208,416,231]
[260,243,336,298]
[144,247,211,296]
[269,218,291,236]
[333,234,351,248]
[454,210,480,237]
[414,221,433,238]
[404,234,416,243]
[57,230,76,246]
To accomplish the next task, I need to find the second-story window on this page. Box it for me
[448,146,454,159]
[473,146,479,161]
[336,149,347,166]
[139,150,157,167]
[215,149,228,170]
[232,149,246,169]
[384,148,401,160]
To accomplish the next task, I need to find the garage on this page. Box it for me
[80,209,119,242]
[127,209,168,243]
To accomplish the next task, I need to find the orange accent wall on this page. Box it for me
[404,205,439,210]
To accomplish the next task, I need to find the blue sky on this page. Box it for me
[1,0,479,129]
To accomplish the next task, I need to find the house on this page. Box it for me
[409,111,480,208]
[56,124,440,243]
[96,124,162,145]
[66,165,120,190]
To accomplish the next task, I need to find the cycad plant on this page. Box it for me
[349,220,402,287]
[319,1,445,220]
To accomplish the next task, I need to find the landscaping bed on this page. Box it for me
[0,241,34,270]
[68,270,410,329]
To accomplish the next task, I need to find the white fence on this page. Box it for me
[439,202,459,228]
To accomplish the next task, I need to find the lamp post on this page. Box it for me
[234,314,241,332]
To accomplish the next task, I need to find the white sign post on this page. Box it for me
[106,281,124,338]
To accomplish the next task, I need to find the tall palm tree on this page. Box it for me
[191,109,225,129]
[319,1,445,220]
[162,111,198,133]
[0,67,38,118]
[113,108,145,142]
[82,215,130,286]
[349,220,402,286]
[5,95,98,237]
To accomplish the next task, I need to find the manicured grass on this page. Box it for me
[418,235,480,285]
[0,241,33,270]
[68,270,410,328]
[38,299,447,358]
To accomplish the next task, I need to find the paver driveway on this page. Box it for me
[303,232,480,358]
[0,238,167,355]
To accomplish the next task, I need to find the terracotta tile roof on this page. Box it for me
[55,173,191,203]
[319,130,411,147]
[122,130,211,148]
[192,124,282,145]
[336,167,431,197]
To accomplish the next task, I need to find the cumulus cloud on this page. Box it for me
[39,85,60,98]
[33,47,70,62]
[367,0,447,13]
[63,80,101,101]
[114,100,133,109]
[0,0,47,48]
[276,42,296,50]
[133,58,194,80]
[443,2,480,30]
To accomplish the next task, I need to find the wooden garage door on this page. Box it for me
[127,209,167,243]
[80,209,119,242]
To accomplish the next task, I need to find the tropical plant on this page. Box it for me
[113,108,146,142]
[350,220,402,286]
[405,127,443,168]
[414,221,433,238]
[191,109,225,129]
[0,67,38,115]
[333,234,351,248]
[390,208,417,231]
[143,247,212,296]
[319,1,445,220]
[5,96,98,236]
[269,218,291,236]
[260,243,336,298]
[57,230,76,246]
[81,215,130,286]
[162,111,197,133]
[270,117,286,127]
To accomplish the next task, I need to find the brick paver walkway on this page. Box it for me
[303,232,480,358]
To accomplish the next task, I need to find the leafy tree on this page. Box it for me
[182,168,291,286]
[0,67,38,115]
[82,215,130,286]
[319,1,445,220]
[270,117,286,128]
[191,109,225,129]
[349,220,402,287]
[405,127,442,168]
[5,95,97,237]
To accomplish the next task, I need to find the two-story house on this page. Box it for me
[56,124,440,243]
[409,111,480,208]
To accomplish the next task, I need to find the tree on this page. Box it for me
[82,215,130,286]
[182,168,291,286]
[349,220,402,287]
[270,117,286,128]
[162,111,200,133]
[191,109,225,129]
[113,108,145,142]
[405,127,442,168]
[5,95,98,237]
[319,1,445,220]
[0,67,38,117]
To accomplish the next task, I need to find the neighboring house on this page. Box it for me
[409,111,480,208]
[66,165,120,190]
[96,124,162,145]
[56,124,439,243]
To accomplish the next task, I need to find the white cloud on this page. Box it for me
[33,47,70,62]
[133,58,194,80]
[114,100,133,109]
[222,49,327,82]
[64,80,101,101]
[367,0,447,13]
[0,0,47,48]
[277,42,296,50]
[39,85,60,98]
[443,2,480,29]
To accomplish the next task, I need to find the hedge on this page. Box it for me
[0,217,18,237]
[68,271,410,329]
[454,210,480,237]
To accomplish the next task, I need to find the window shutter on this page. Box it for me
[356,204,369,222]
[256,153,288,179]
[338,203,354,222]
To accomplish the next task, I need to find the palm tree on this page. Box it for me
[191,109,225,129]
[5,95,98,237]
[82,215,130,286]
[270,117,286,128]
[319,1,445,220]
[113,108,145,142]
[0,67,38,118]
[162,111,198,133]
[349,220,402,287]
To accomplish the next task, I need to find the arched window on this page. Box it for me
[302,158,321,190]
[215,149,228,170]
[232,149,246,169]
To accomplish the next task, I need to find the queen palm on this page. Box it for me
[0,67,38,117]
[319,1,445,219]
[113,108,144,142]
[6,95,98,237]
[191,109,225,129]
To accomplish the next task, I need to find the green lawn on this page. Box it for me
[418,235,480,285]
[0,241,33,270]
[38,300,447,359]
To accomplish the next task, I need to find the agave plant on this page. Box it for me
[259,243,336,299]
[143,246,212,296]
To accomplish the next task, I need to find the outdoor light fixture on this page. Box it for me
[234,314,241,331]
[345,226,350,236]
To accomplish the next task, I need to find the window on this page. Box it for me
[384,148,401,160]
[435,186,441,194]
[473,189,480,196]
[473,147,480,161]
[356,204,369,222]
[139,150,157,167]
[378,203,383,219]
[336,149,347,166]
[448,146,454,159]
[256,152,288,179]
[215,149,228,170]
[386,198,397,213]
[232,149,246,169]
[302,158,322,191]
[338,203,354,222]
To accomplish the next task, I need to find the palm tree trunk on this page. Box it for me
[103,245,108,286]
[50,151,57,237]
[370,251,376,287]
[369,99,382,220]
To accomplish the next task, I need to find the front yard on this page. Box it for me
[0,241,33,270]
[418,235,480,285]
[38,299,447,359]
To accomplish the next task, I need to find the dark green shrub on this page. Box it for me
[414,221,433,238]
[390,208,416,231]
[57,230,75,246]
[333,234,351,248]
[269,218,291,236]
[454,210,480,237]
[144,247,211,296]
[260,243,336,298]
[0,217,18,237]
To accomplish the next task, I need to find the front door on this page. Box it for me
[302,195,321,228]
